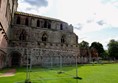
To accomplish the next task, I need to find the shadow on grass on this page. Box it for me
[0,65,84,82]
[6,64,84,73]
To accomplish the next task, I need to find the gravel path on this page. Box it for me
[0,69,16,77]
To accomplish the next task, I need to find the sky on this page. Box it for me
[18,0,118,49]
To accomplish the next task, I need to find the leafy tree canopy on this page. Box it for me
[108,39,118,59]
[90,42,105,57]
[79,41,89,49]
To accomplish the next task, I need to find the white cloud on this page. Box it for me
[100,36,118,49]
[57,0,118,34]
[23,0,48,7]
[18,0,118,30]
[18,0,53,15]
[17,0,118,49]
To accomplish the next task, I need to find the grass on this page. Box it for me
[0,64,118,83]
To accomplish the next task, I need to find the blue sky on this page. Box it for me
[18,0,118,49]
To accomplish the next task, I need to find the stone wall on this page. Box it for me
[7,47,79,67]
[0,0,18,69]
[9,25,77,46]
[8,12,79,67]
[0,50,6,69]
[13,12,74,32]
[9,12,78,49]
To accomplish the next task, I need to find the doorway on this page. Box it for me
[11,52,21,67]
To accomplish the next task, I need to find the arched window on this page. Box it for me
[25,18,29,26]
[61,35,65,43]
[48,21,51,29]
[44,20,47,28]
[11,51,21,66]
[37,20,40,27]
[16,16,21,24]
[42,33,48,42]
[60,24,63,30]
[19,30,27,41]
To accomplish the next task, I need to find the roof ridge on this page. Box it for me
[15,11,64,22]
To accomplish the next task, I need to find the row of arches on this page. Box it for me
[18,29,66,43]
[9,49,77,67]
[16,16,64,30]
[16,16,29,26]
[42,34,65,43]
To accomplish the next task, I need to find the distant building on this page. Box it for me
[0,0,79,68]
[79,47,99,63]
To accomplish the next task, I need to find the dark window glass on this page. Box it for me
[60,24,63,30]
[44,20,47,28]
[25,18,29,26]
[19,30,27,41]
[37,20,40,27]
[16,16,21,24]
[48,21,51,29]
[61,35,65,43]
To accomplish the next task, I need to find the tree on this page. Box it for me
[108,39,118,59]
[90,42,105,57]
[79,41,89,49]
[79,41,89,57]
[102,50,109,59]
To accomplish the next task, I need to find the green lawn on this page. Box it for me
[0,64,118,83]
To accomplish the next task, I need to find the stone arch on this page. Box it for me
[16,16,21,24]
[44,20,47,28]
[47,20,51,29]
[10,51,21,67]
[40,19,44,28]
[61,35,65,43]
[37,19,40,27]
[60,24,63,30]
[44,20,51,29]
[19,29,27,41]
[25,17,29,26]
[42,33,48,42]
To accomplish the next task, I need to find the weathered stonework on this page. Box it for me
[0,0,79,68]
[0,0,18,69]
[7,12,79,67]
